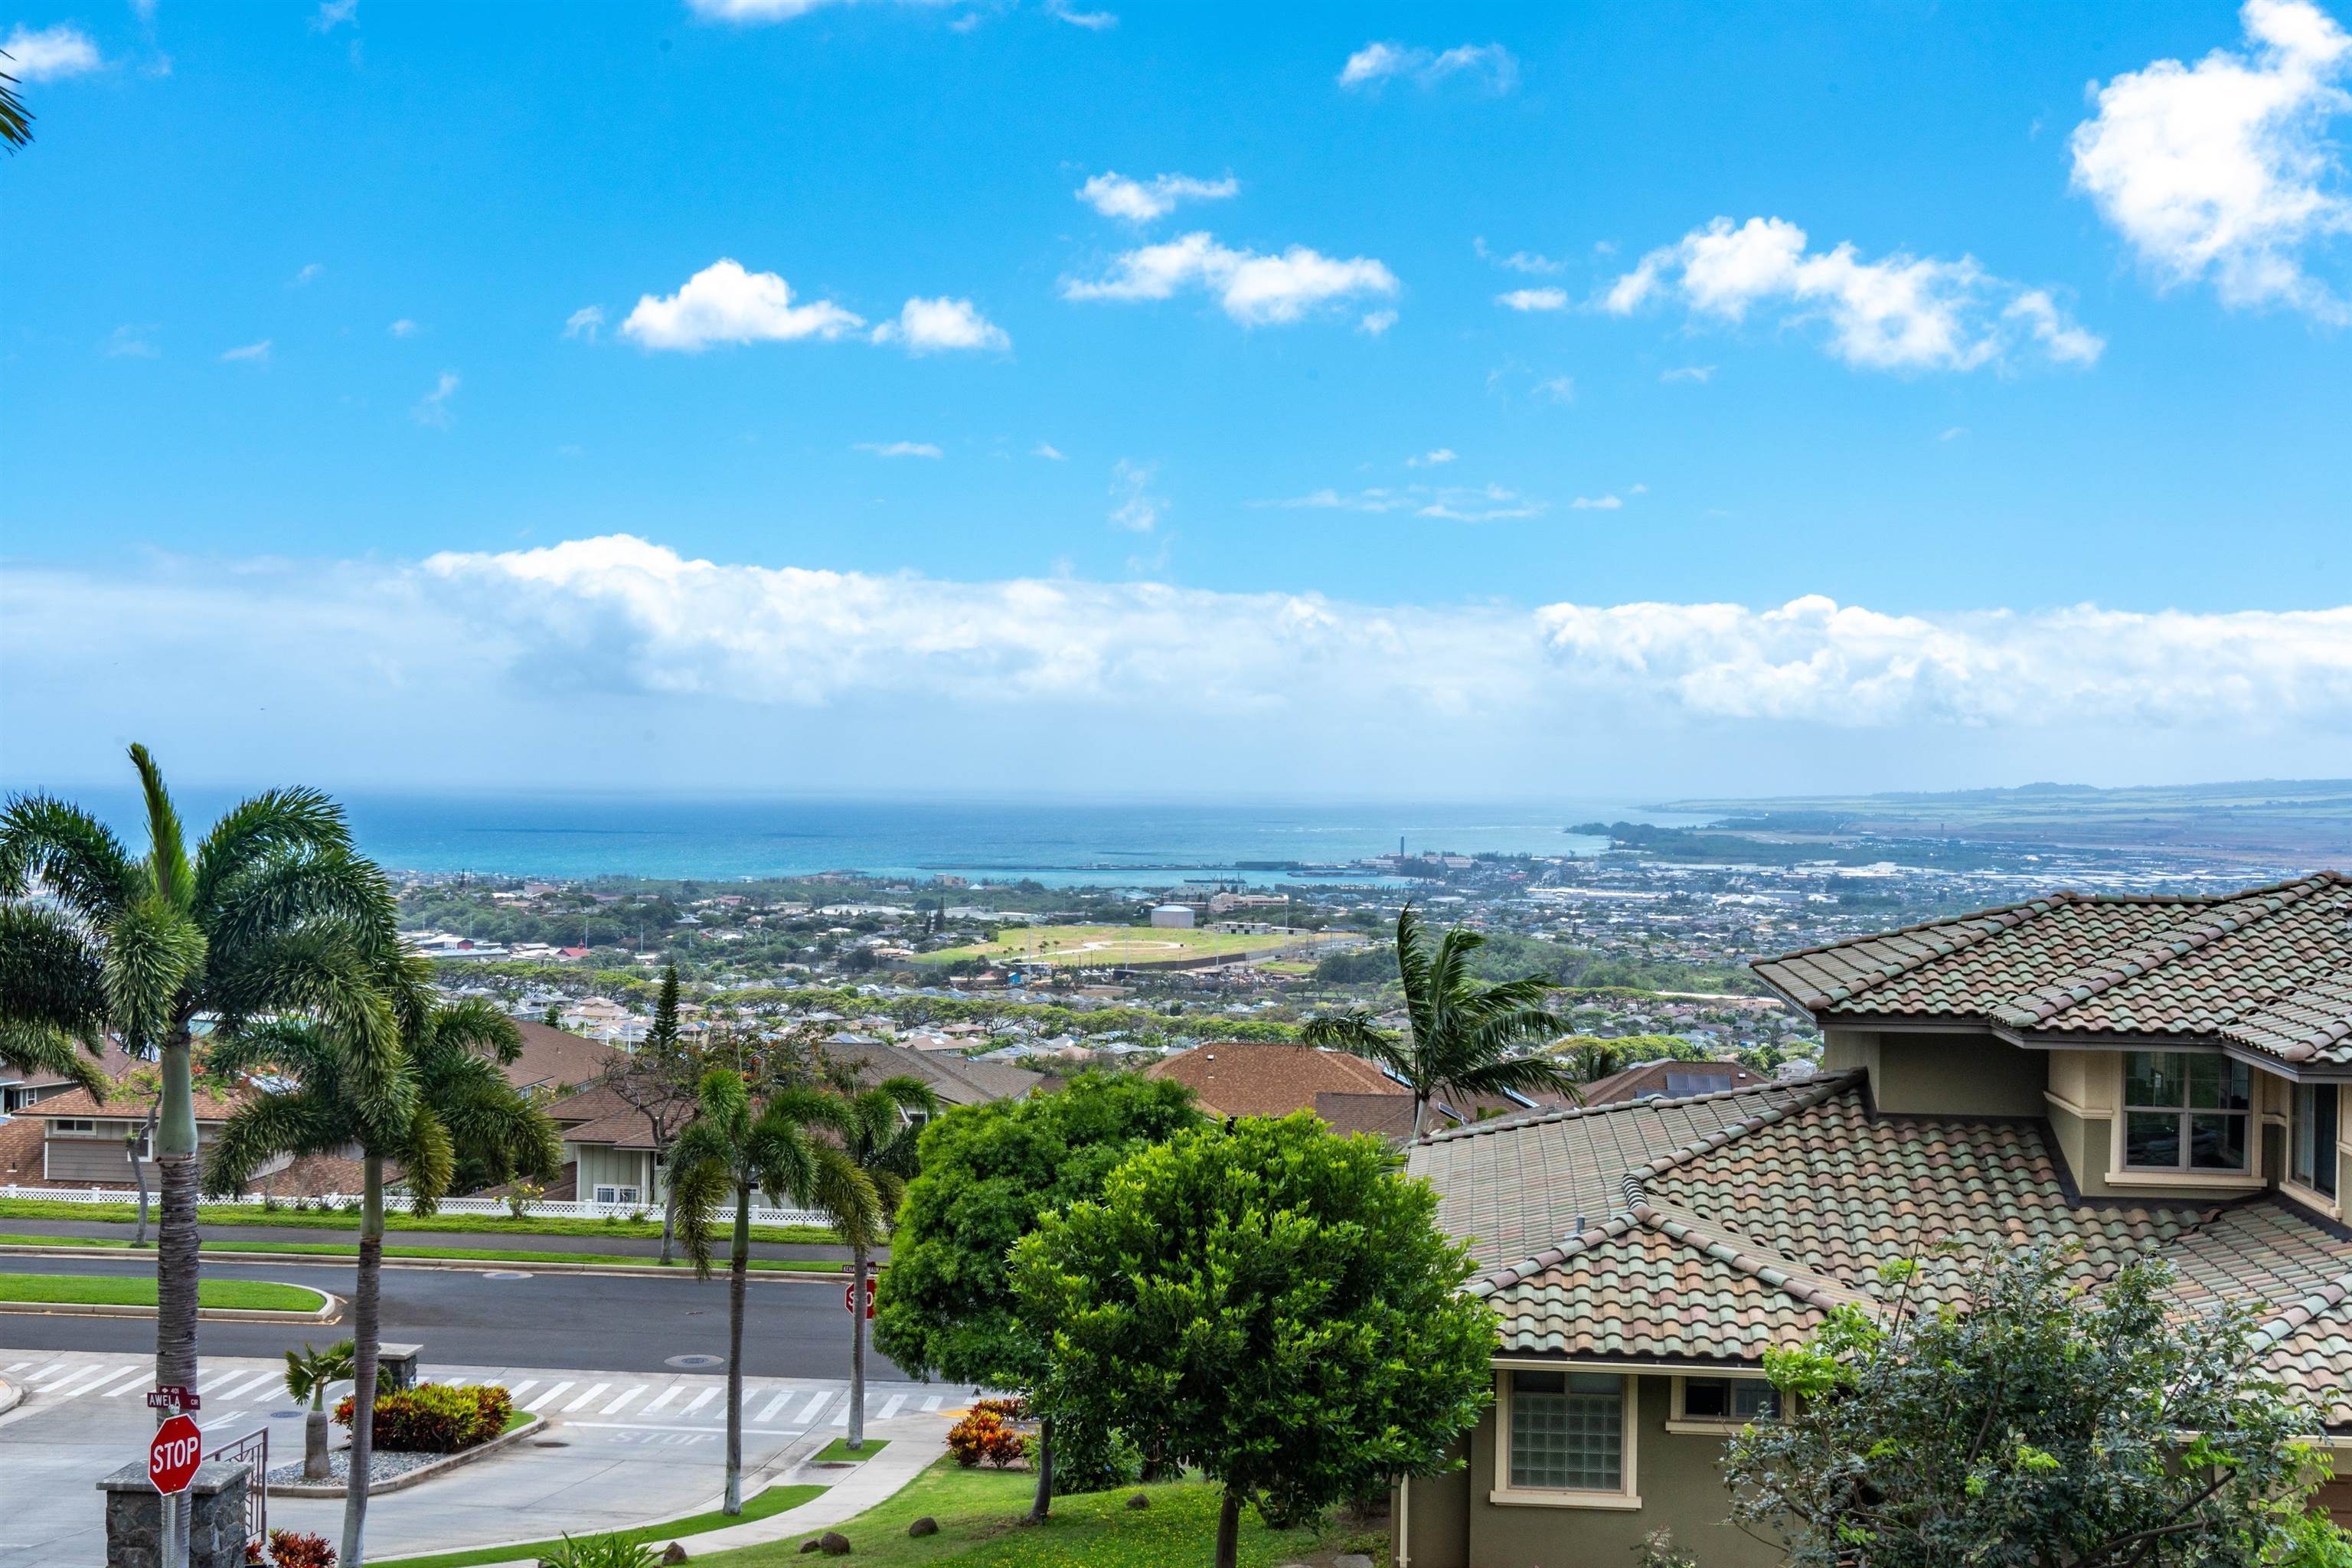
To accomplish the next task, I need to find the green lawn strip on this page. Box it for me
[0,1272,322,1312]
[500,1409,534,1435]
[0,1233,844,1271]
[811,1437,890,1462]
[0,1198,841,1246]
[696,1458,1345,1568]
[375,1482,828,1568]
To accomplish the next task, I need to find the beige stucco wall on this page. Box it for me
[1396,1376,1782,1568]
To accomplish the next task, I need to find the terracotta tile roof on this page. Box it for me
[1753,873,2352,1060]
[1145,1043,1403,1120]
[1406,1076,1844,1271]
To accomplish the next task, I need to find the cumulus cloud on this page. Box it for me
[1660,364,1716,384]
[1604,215,2104,371]
[619,260,864,351]
[220,339,272,363]
[412,371,459,429]
[388,318,419,338]
[310,0,357,32]
[2070,0,2351,318]
[1338,41,1516,93]
[1475,238,1566,274]
[4,23,102,79]
[1109,458,1163,531]
[1498,286,1569,312]
[1358,309,1398,335]
[1568,495,1625,511]
[871,296,1011,352]
[1047,1,1116,29]
[1076,170,1239,222]
[292,263,324,286]
[1033,442,1067,460]
[1406,448,1457,467]
[1263,482,1545,523]
[563,305,605,342]
[1064,232,1399,326]
[854,440,943,459]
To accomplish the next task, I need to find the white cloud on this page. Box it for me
[1605,215,2105,371]
[1109,458,1163,531]
[1941,426,1970,441]
[871,296,1011,352]
[292,263,323,286]
[1406,448,1457,467]
[1358,309,1398,335]
[309,0,356,32]
[1064,231,1399,326]
[854,440,943,459]
[388,318,418,338]
[13,540,2352,795]
[412,371,459,429]
[1475,238,1566,274]
[1660,364,1715,384]
[1076,171,1238,222]
[1033,442,1067,460]
[619,259,864,351]
[1568,495,1624,511]
[1264,482,1544,523]
[1533,374,1575,402]
[104,325,158,358]
[688,0,855,18]
[219,339,272,363]
[1047,0,1115,28]
[563,305,605,342]
[3,23,101,79]
[2069,0,2351,318]
[1338,40,1516,93]
[1497,286,1569,312]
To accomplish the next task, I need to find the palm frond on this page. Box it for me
[668,1155,733,1280]
[802,1142,884,1249]
[101,896,207,1054]
[0,794,139,914]
[1436,1051,1585,1107]
[430,996,522,1065]
[396,1109,457,1216]
[128,744,193,913]
[0,1020,106,1097]
[191,787,349,920]
[206,1018,343,1084]
[0,903,109,1040]
[204,1087,342,1197]
[1,55,31,152]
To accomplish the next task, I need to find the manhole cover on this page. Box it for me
[270,1410,302,1419]
[665,1353,725,1370]
[483,1270,533,1281]
[531,1439,570,1449]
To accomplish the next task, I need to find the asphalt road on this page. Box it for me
[0,1254,904,1378]
[0,1214,871,1264]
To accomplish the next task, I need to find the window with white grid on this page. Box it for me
[1508,1370,1623,1491]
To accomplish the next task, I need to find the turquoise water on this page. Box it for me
[44,790,1708,888]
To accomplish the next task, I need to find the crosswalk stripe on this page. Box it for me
[877,1394,906,1421]
[795,1391,831,1424]
[601,1386,645,1415]
[211,1370,279,1403]
[106,1371,154,1396]
[3,1361,30,1373]
[830,1399,849,1426]
[49,1364,142,1398]
[681,1387,717,1416]
[643,1386,681,1413]
[80,1366,153,1398]
[564,1383,610,1413]
[754,1388,795,1423]
[31,1362,102,1392]
[505,1380,538,1402]
[524,1382,574,1413]
[921,1395,941,1412]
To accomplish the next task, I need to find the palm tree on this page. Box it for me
[206,988,559,1566]
[808,1076,936,1452]
[671,1070,877,1516]
[0,746,398,1410]
[1561,1037,1626,1086]
[284,1340,357,1481]
[2,51,31,152]
[1301,903,1579,1138]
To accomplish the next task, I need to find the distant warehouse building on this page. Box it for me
[1149,904,1197,929]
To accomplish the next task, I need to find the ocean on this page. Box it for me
[44,789,1713,888]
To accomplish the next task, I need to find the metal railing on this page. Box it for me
[205,1426,267,1553]
[0,1184,831,1227]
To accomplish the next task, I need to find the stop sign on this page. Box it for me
[149,1413,203,1495]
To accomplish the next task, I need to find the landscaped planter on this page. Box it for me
[265,1413,541,1498]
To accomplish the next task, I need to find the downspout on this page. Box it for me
[1394,1472,1410,1568]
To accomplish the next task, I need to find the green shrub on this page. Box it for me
[534,1533,658,1568]
[334,1383,513,1452]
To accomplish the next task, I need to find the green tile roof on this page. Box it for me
[1752,873,2352,1060]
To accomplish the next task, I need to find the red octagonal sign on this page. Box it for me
[150,1413,203,1495]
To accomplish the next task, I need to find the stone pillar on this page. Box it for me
[377,1342,423,1393]
[97,1460,250,1568]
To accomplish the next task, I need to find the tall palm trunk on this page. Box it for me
[848,1242,868,1450]
[723,1187,749,1514]
[154,1034,201,1398]
[342,1155,386,1568]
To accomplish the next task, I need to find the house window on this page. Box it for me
[2123,1053,2249,1172]
[616,1186,640,1204]
[1508,1370,1624,1492]
[2292,1083,2339,1199]
[593,1185,617,1204]
[1677,1377,1779,1424]
[52,1119,96,1136]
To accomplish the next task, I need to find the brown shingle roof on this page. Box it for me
[506,1021,626,1093]
[1753,873,2352,1060]
[22,1083,244,1122]
[1576,1058,1772,1105]
[1145,1043,1401,1119]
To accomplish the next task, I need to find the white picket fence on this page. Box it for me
[0,1184,831,1229]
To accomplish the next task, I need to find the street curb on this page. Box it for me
[267,1411,544,1498]
[0,1288,342,1325]
[0,1376,19,1417]
[0,1241,851,1284]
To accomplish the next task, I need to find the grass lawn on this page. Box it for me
[375,1482,828,1568]
[0,1198,841,1246]
[919,925,1328,970]
[697,1458,1371,1568]
[812,1437,890,1462]
[0,1272,325,1312]
[0,1233,846,1272]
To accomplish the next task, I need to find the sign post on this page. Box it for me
[149,1390,202,1568]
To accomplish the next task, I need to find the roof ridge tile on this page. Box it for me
[1750,893,2084,1008]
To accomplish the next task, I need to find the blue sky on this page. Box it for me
[4,0,2350,799]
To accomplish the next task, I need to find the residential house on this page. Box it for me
[1399,874,2352,1566]
[1573,1057,1773,1105]
[1145,1043,1570,1139]
[2,1071,358,1198]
